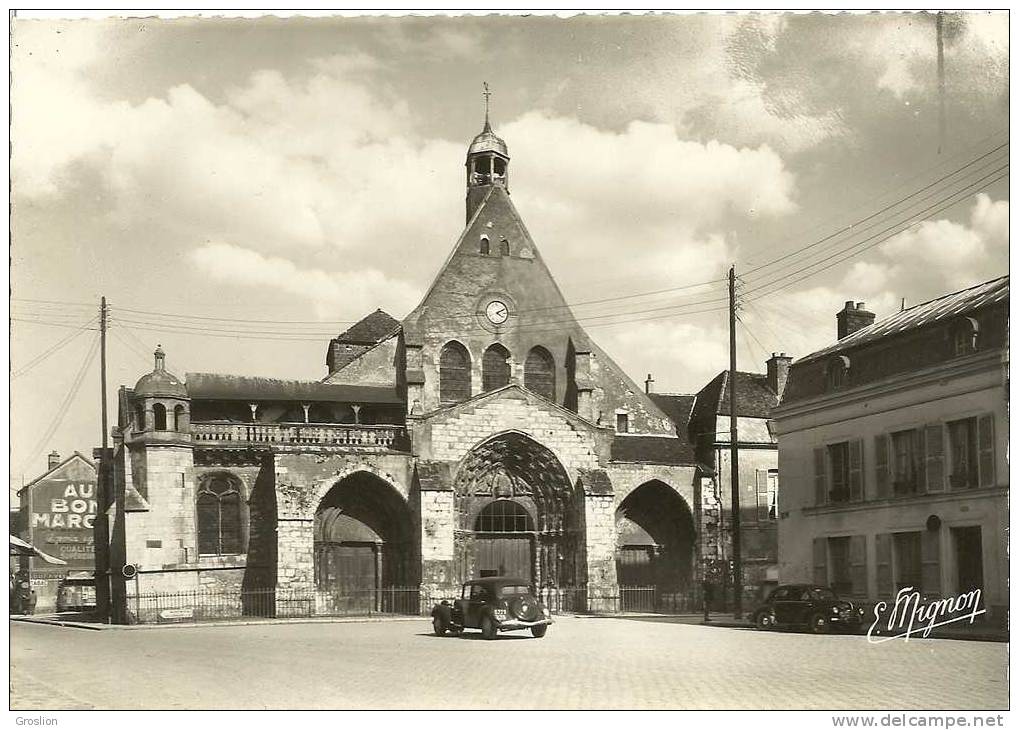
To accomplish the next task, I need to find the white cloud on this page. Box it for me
[607,320,731,393]
[191,241,420,319]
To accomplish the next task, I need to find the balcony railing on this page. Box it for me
[191,422,408,450]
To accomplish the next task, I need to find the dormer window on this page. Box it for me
[952,316,979,356]
[826,355,850,390]
[499,237,510,256]
[480,236,490,255]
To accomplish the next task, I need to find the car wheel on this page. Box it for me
[432,615,447,636]
[808,613,829,634]
[755,611,774,631]
[531,625,547,638]
[481,616,498,640]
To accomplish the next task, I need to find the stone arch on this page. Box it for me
[153,402,167,431]
[314,470,416,604]
[481,343,511,392]
[615,480,695,597]
[453,431,585,588]
[439,340,471,405]
[196,471,247,556]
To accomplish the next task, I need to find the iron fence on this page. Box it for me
[130,586,429,624]
[128,584,701,624]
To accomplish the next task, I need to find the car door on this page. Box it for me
[771,587,795,624]
[791,588,816,625]
[466,584,490,628]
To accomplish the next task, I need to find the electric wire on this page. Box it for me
[12,315,99,379]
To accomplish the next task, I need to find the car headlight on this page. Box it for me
[493,609,507,621]
[831,607,840,614]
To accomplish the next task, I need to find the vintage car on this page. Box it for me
[56,571,97,612]
[431,577,553,639]
[752,583,866,634]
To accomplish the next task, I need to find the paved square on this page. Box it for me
[10,616,1008,710]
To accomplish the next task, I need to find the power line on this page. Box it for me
[12,315,99,379]
[20,334,100,475]
[12,317,101,331]
[745,166,1009,301]
[743,149,1009,280]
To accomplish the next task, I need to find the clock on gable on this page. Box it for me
[476,292,516,332]
[485,300,509,325]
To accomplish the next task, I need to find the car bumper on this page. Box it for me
[496,618,554,631]
[829,614,863,628]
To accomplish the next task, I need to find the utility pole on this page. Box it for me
[101,297,108,455]
[97,296,113,622]
[728,266,742,619]
[936,11,946,154]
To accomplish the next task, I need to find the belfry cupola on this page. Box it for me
[466,82,510,222]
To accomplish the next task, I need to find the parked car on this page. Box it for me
[56,571,97,612]
[431,577,553,639]
[752,584,865,634]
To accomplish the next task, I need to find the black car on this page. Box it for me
[431,577,553,639]
[752,584,865,634]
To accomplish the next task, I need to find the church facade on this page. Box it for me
[98,117,708,621]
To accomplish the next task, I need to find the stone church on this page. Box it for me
[98,114,710,621]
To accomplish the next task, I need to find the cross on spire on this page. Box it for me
[482,81,492,131]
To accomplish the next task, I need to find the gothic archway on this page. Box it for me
[314,471,415,613]
[615,481,695,610]
[454,432,585,590]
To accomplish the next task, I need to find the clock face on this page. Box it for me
[485,300,510,325]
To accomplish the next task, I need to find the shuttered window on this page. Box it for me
[439,341,471,404]
[524,347,555,400]
[849,439,864,502]
[482,344,511,392]
[813,448,827,506]
[875,434,889,498]
[921,528,942,600]
[849,535,868,598]
[875,533,892,598]
[978,415,995,487]
[925,423,945,492]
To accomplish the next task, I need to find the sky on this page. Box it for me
[9,11,1010,496]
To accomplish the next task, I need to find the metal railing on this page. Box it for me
[191,422,408,450]
[129,586,428,624]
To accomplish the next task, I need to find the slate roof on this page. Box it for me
[799,275,1009,363]
[334,309,400,345]
[610,435,697,466]
[186,373,402,404]
[687,370,779,446]
[648,393,696,434]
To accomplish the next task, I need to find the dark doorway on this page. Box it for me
[953,526,984,595]
[472,500,534,583]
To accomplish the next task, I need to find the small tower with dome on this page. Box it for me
[132,345,190,438]
[465,82,510,222]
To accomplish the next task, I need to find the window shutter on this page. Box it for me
[917,428,927,493]
[849,535,868,598]
[875,533,892,598]
[849,439,864,502]
[921,528,942,599]
[924,424,944,492]
[813,448,827,506]
[978,415,995,488]
[875,434,889,498]
[812,537,827,586]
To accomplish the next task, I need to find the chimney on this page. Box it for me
[837,301,876,340]
[47,451,60,470]
[644,373,655,394]
[766,353,792,398]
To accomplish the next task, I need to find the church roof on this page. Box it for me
[333,309,400,346]
[649,393,696,434]
[610,435,697,466]
[185,373,402,404]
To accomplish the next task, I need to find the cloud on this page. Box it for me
[191,241,420,318]
[606,320,731,393]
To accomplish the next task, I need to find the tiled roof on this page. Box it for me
[186,373,402,404]
[799,275,1009,363]
[334,309,400,345]
[648,393,696,433]
[717,371,779,418]
[610,435,697,466]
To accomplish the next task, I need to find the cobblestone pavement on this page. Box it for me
[9,616,1008,710]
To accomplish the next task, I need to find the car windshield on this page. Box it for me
[497,585,531,597]
[810,587,837,600]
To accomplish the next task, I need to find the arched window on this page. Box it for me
[475,500,533,533]
[499,237,510,256]
[480,236,490,255]
[196,475,242,555]
[439,341,471,405]
[173,404,186,431]
[524,346,555,400]
[153,403,167,431]
[952,316,980,356]
[482,344,511,392]
[826,355,850,390]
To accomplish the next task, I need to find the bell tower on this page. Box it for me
[465,82,510,222]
